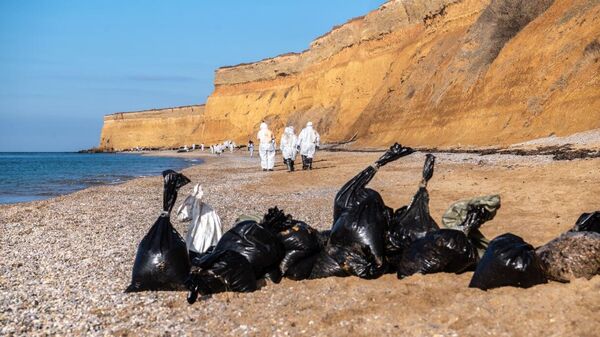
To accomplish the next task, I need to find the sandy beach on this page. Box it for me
[1,150,599,336]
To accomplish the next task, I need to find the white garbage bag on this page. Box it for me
[176,183,223,254]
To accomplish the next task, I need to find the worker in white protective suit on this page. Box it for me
[248,140,254,157]
[257,122,276,171]
[176,183,223,259]
[280,126,298,172]
[297,121,320,170]
[215,144,223,156]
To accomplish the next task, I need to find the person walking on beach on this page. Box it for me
[257,122,275,171]
[280,126,298,172]
[248,140,254,158]
[297,121,320,170]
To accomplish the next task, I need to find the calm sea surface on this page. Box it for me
[0,152,200,204]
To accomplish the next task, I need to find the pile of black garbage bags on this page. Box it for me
[125,145,600,303]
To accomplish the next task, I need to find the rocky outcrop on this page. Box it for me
[99,0,600,150]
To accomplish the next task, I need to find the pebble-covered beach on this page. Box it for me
[1,150,599,336]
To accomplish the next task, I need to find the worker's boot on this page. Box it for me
[289,159,295,172]
[302,156,308,170]
[307,158,313,170]
[285,159,293,172]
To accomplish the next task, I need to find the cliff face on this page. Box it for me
[99,105,205,150]
[99,0,600,150]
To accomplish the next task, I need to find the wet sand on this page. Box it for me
[1,150,599,336]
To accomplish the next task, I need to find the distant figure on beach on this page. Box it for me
[280,126,298,172]
[297,121,320,170]
[257,122,275,171]
[229,143,234,153]
[248,140,254,158]
[200,143,204,152]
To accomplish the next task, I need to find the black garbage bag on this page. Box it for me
[125,170,191,292]
[213,208,287,279]
[278,229,339,280]
[396,204,495,278]
[185,208,289,303]
[186,250,257,304]
[327,241,387,279]
[277,220,322,276]
[569,211,600,233]
[397,229,478,278]
[283,253,319,280]
[386,154,439,264]
[317,229,331,246]
[189,246,215,266]
[326,143,415,279]
[469,233,548,290]
[308,249,351,279]
[332,143,415,222]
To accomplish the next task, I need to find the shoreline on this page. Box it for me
[1,150,599,335]
[1,145,589,208]
[0,152,202,206]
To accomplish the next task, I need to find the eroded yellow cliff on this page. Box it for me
[99,0,600,150]
[99,105,205,151]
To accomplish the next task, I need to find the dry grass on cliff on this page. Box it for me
[1,150,599,336]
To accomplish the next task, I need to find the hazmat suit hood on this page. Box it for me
[281,127,295,145]
[258,122,274,145]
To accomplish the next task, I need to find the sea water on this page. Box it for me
[0,152,200,204]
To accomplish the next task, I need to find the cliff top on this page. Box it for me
[106,104,205,117]
[213,0,458,85]
[215,12,368,72]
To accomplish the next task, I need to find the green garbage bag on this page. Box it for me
[442,195,501,257]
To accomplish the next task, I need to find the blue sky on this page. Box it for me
[0,0,386,151]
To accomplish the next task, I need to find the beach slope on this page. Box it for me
[1,151,599,336]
